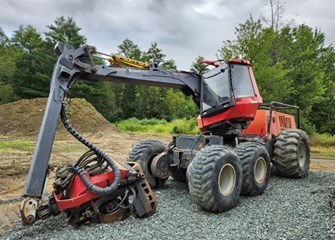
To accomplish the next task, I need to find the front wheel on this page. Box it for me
[187,145,242,212]
[128,140,167,188]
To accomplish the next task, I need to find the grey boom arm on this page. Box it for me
[22,42,201,200]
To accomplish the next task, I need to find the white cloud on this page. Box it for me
[0,0,334,70]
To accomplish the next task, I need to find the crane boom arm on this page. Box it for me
[23,42,201,198]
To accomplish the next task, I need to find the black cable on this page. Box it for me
[60,102,121,196]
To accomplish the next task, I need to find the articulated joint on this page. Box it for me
[20,197,40,225]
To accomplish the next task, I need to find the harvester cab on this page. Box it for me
[198,59,262,138]
[21,42,310,225]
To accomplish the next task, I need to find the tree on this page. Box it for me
[0,27,9,46]
[277,25,325,111]
[267,0,285,32]
[44,16,115,121]
[112,39,196,120]
[11,25,43,53]
[191,56,209,74]
[143,42,166,64]
[0,28,20,103]
[45,16,86,48]
[310,46,335,133]
[0,28,21,84]
[117,38,142,59]
[162,59,177,70]
[8,19,87,100]
[217,5,335,134]
[218,17,294,103]
[10,25,52,98]
[114,39,142,119]
[218,16,263,61]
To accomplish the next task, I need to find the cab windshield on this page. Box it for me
[201,63,255,113]
[201,64,230,111]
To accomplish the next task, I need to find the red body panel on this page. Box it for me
[53,169,129,210]
[198,64,263,131]
[243,109,297,137]
[198,97,261,131]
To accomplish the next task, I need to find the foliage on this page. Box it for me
[0,28,20,103]
[45,16,86,48]
[310,133,335,157]
[10,25,51,98]
[6,18,87,100]
[0,140,35,153]
[217,14,335,134]
[106,38,197,121]
[0,82,15,104]
[1,11,335,135]
[191,56,209,74]
[0,27,9,45]
[117,38,142,59]
[143,42,166,64]
[115,117,199,134]
[310,133,335,148]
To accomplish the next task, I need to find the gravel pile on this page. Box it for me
[3,171,335,240]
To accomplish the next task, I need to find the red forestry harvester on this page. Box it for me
[21,42,310,225]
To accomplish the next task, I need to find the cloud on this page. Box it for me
[0,0,334,70]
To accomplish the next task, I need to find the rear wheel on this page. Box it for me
[273,129,310,178]
[235,142,270,196]
[187,145,242,212]
[128,140,167,188]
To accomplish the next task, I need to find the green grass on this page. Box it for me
[309,133,335,148]
[0,140,35,153]
[114,117,199,135]
[115,118,335,158]
[1,124,334,158]
[310,133,335,157]
[310,147,335,157]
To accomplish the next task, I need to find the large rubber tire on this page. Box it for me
[273,129,310,178]
[187,145,242,212]
[171,168,187,182]
[235,142,271,196]
[128,139,167,188]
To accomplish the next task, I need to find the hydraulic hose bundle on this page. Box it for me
[60,101,121,196]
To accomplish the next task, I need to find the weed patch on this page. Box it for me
[310,133,335,148]
[115,118,199,134]
[0,140,34,153]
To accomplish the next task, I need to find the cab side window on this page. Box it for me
[231,64,255,98]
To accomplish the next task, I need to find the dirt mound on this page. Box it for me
[0,98,115,138]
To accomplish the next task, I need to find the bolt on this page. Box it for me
[25,215,35,224]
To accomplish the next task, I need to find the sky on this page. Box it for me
[0,0,334,70]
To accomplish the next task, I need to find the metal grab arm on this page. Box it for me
[21,42,202,224]
[23,42,201,198]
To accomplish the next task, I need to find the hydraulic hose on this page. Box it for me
[60,102,121,196]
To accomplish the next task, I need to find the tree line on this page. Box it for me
[0,17,197,122]
[217,16,335,134]
[0,12,334,134]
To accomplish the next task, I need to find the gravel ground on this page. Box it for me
[2,171,335,240]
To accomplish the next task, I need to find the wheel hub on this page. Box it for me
[254,157,267,184]
[218,163,236,196]
[298,142,307,168]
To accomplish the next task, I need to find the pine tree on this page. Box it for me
[191,56,209,74]
[45,16,86,48]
